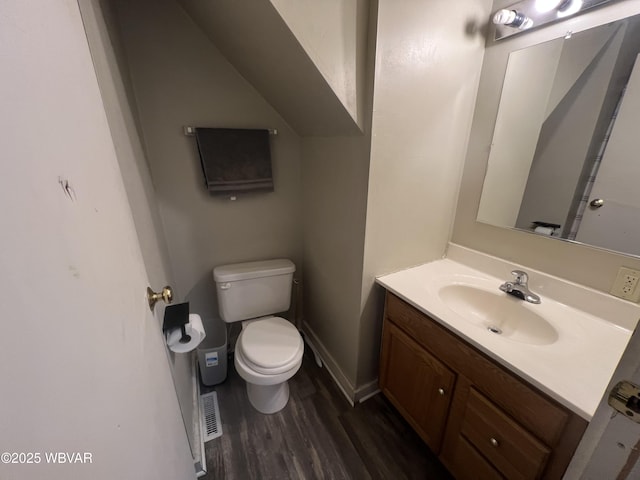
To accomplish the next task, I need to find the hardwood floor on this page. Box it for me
[200,344,453,479]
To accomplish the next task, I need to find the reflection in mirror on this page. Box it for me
[477,14,640,256]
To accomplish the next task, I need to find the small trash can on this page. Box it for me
[197,317,228,386]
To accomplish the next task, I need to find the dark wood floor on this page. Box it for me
[201,344,453,479]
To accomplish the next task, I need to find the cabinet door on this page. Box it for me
[443,435,504,480]
[380,320,456,453]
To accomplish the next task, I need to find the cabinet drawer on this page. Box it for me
[461,388,550,480]
[444,435,504,480]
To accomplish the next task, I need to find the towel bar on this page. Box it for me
[183,126,278,136]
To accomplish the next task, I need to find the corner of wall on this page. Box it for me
[302,322,357,404]
[356,0,493,392]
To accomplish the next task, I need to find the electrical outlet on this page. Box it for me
[611,267,640,302]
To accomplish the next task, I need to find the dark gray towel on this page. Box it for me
[195,128,273,194]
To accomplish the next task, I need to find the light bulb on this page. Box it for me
[535,0,564,13]
[493,9,516,25]
[492,9,534,29]
[557,0,584,18]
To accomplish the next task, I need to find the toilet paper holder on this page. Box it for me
[163,302,192,344]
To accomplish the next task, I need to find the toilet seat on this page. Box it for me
[237,317,304,375]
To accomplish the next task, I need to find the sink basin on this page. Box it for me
[438,284,558,345]
[376,256,639,418]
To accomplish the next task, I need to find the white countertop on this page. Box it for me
[376,255,639,420]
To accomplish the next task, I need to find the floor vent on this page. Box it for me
[200,391,222,442]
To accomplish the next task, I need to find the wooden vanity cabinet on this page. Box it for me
[379,320,456,452]
[379,293,588,480]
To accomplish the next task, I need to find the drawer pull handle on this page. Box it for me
[438,388,445,396]
[490,437,500,447]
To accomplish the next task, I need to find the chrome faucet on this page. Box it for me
[499,270,541,304]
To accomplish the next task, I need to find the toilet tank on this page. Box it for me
[213,259,295,323]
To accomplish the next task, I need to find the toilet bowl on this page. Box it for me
[234,317,304,413]
[213,259,303,414]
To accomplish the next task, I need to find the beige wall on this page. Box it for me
[269,0,368,127]
[545,26,618,117]
[453,0,640,293]
[298,1,376,394]
[113,0,376,401]
[114,0,303,320]
[301,137,371,387]
[177,0,360,136]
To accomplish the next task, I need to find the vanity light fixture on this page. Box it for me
[493,0,617,40]
[493,9,534,29]
[534,0,564,13]
[557,0,584,17]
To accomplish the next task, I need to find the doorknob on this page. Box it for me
[590,198,605,208]
[147,286,173,311]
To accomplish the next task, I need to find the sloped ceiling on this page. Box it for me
[178,0,363,136]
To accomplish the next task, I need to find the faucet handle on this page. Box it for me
[511,270,528,285]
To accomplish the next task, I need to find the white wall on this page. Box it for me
[453,0,640,293]
[0,1,194,477]
[114,0,303,321]
[363,0,492,279]
[333,0,492,389]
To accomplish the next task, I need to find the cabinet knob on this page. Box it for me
[438,388,445,396]
[490,437,500,447]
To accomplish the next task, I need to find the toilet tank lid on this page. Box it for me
[213,259,295,282]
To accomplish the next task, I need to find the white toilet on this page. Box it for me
[213,259,303,414]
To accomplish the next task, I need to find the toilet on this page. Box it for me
[213,259,303,414]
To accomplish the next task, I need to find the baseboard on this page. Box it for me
[192,355,206,478]
[301,322,381,407]
[355,379,380,403]
[302,322,356,406]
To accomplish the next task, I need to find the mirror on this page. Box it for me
[477,13,640,257]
